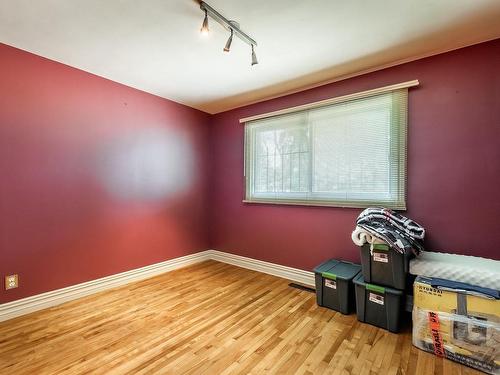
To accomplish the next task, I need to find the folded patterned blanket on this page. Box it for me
[357,207,425,240]
[353,207,425,255]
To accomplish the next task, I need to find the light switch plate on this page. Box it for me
[5,274,19,290]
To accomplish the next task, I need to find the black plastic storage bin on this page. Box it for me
[359,243,413,290]
[314,259,361,314]
[353,273,403,333]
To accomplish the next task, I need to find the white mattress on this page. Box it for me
[409,251,500,290]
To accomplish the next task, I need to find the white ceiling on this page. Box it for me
[1,0,499,114]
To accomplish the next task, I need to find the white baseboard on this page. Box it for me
[0,251,212,322]
[0,249,315,322]
[209,250,315,288]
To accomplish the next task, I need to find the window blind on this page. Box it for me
[244,88,408,209]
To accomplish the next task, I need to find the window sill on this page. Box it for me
[242,199,406,210]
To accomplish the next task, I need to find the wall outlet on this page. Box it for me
[5,274,19,290]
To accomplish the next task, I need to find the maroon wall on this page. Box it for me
[0,43,211,303]
[209,39,500,271]
[1,39,499,304]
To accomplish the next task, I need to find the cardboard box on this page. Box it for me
[412,276,500,374]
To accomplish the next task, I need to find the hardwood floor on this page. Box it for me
[0,260,482,374]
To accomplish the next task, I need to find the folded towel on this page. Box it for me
[351,226,385,247]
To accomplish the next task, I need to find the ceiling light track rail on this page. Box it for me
[197,0,258,65]
[199,1,257,47]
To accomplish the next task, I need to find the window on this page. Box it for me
[243,87,409,209]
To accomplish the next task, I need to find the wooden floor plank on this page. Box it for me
[0,260,484,374]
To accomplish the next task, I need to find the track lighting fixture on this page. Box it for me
[198,1,259,66]
[223,29,233,52]
[200,9,209,35]
[251,45,258,66]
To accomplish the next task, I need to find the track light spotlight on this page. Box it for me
[251,45,258,66]
[223,29,233,52]
[200,9,209,35]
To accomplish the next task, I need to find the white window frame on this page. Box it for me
[241,80,418,209]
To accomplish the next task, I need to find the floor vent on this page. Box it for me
[289,283,315,293]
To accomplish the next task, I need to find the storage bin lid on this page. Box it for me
[353,273,403,295]
[314,260,361,281]
[314,259,340,275]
